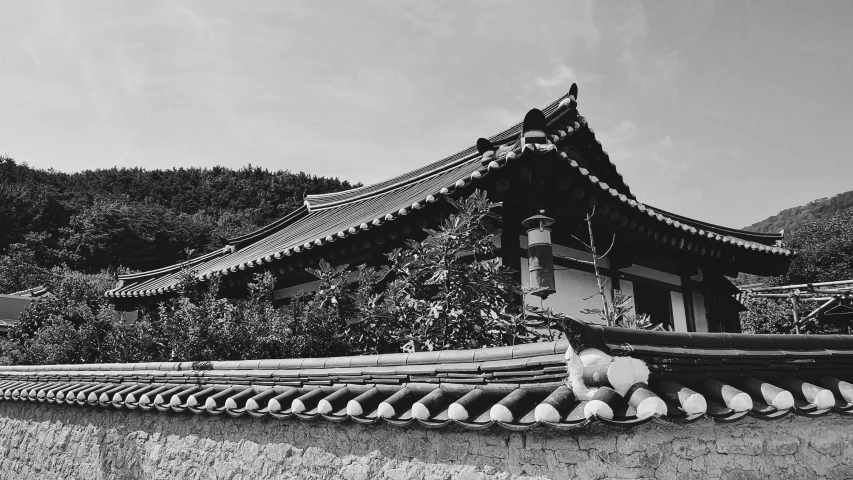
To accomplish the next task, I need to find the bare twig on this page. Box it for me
[569,234,593,251]
[599,234,617,259]
[585,206,611,324]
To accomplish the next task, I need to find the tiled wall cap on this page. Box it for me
[703,379,753,412]
[346,387,384,416]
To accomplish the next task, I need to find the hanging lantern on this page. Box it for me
[522,211,556,299]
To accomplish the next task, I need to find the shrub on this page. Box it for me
[739,207,853,333]
[0,267,151,365]
[344,190,542,353]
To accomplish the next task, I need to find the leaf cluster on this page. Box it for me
[341,191,541,352]
[0,267,156,365]
[580,293,658,330]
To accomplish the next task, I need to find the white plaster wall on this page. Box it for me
[521,257,609,324]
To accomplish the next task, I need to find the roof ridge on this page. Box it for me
[0,340,568,372]
[304,93,571,209]
[225,206,310,246]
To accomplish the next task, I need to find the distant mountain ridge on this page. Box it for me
[746,190,853,234]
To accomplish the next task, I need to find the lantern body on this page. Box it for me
[527,227,556,299]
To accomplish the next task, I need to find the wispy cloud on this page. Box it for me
[595,120,698,209]
[536,65,577,89]
[313,67,418,114]
[607,3,681,94]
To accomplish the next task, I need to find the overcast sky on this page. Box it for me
[1,1,851,228]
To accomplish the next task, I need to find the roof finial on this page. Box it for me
[559,83,579,109]
[477,138,496,165]
[521,109,548,152]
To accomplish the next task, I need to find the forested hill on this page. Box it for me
[0,157,358,292]
[746,190,853,235]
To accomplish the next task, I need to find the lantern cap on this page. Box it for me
[530,286,556,299]
[522,211,555,229]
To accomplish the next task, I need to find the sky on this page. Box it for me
[1,1,852,228]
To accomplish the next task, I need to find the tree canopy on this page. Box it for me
[0,156,358,291]
[746,190,853,235]
[740,206,853,334]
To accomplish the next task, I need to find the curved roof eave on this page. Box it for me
[649,206,783,246]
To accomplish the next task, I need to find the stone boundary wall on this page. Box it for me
[1,402,852,479]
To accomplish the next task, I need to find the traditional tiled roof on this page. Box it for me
[107,85,790,299]
[2,324,851,430]
[9,285,49,298]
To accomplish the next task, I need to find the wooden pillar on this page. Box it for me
[790,295,801,334]
[501,205,524,307]
[682,275,697,332]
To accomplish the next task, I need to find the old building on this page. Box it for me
[107,84,793,333]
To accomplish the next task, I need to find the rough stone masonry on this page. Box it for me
[1,402,853,479]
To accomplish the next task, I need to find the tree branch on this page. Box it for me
[599,234,617,259]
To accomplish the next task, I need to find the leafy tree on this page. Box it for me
[345,190,541,353]
[747,190,853,235]
[739,207,853,333]
[280,266,353,359]
[154,269,349,362]
[155,272,235,362]
[784,207,853,284]
[58,197,216,272]
[0,267,151,365]
[739,297,821,334]
[0,245,51,294]
[0,156,358,278]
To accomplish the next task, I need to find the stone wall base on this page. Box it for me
[1,402,852,479]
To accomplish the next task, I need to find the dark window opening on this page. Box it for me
[633,281,673,329]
